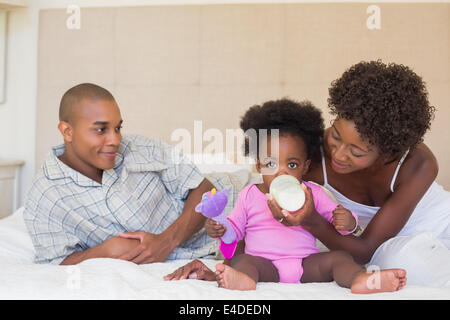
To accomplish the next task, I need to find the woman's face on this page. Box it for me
[326,118,380,174]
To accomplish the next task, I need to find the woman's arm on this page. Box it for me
[354,149,438,262]
[271,145,438,264]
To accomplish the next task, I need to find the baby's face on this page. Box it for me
[257,134,310,191]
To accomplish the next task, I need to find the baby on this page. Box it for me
[206,98,407,293]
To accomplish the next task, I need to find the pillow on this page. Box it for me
[0,208,35,263]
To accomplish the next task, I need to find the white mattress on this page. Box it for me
[0,207,449,300]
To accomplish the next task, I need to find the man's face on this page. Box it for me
[66,98,123,173]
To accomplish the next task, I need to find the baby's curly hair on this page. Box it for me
[328,60,435,158]
[240,98,325,163]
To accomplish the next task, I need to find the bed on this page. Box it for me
[1,164,449,300]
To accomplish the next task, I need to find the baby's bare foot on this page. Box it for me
[351,268,407,294]
[215,263,257,291]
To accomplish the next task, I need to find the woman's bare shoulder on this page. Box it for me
[397,143,438,184]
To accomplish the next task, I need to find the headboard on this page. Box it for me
[36,3,450,188]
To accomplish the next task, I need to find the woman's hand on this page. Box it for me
[163,259,216,281]
[267,184,319,227]
[266,193,290,226]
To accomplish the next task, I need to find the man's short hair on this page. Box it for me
[59,83,116,122]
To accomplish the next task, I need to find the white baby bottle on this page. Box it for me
[269,174,306,212]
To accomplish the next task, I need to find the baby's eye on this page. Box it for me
[266,161,277,168]
[288,163,298,169]
[96,127,106,133]
[115,126,123,132]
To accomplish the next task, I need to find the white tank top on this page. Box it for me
[320,148,450,240]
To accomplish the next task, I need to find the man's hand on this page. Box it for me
[117,231,172,264]
[163,259,215,281]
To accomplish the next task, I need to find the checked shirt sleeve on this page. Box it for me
[23,182,84,265]
[157,141,205,200]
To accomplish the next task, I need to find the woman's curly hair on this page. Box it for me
[328,60,435,158]
[240,98,325,163]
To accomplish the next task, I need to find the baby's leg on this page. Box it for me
[301,251,407,294]
[301,251,361,285]
[215,254,279,290]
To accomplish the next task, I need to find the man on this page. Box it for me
[24,83,241,265]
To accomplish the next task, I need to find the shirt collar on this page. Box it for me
[121,137,169,173]
[43,144,107,187]
[43,136,168,186]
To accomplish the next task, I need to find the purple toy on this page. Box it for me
[195,188,237,259]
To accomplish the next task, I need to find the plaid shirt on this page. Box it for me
[24,135,243,264]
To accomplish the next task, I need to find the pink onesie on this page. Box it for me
[226,181,358,283]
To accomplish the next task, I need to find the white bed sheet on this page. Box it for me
[0,208,449,300]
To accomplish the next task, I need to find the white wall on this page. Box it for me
[0,6,37,207]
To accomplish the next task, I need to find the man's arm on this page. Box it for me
[60,237,140,265]
[118,178,214,264]
[163,178,214,249]
[60,245,102,265]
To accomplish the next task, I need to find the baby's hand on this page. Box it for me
[332,205,356,232]
[205,218,226,239]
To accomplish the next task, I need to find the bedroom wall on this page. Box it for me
[2,1,449,206]
[36,3,450,186]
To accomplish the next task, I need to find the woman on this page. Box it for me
[165,61,450,286]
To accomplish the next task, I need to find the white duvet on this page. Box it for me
[0,208,449,300]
